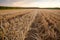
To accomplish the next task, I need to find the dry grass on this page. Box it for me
[0,9,60,40]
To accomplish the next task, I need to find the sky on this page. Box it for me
[0,0,60,8]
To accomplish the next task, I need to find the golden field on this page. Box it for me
[0,9,60,40]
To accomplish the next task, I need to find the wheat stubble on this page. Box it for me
[0,9,60,40]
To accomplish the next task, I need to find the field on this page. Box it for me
[0,9,60,40]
